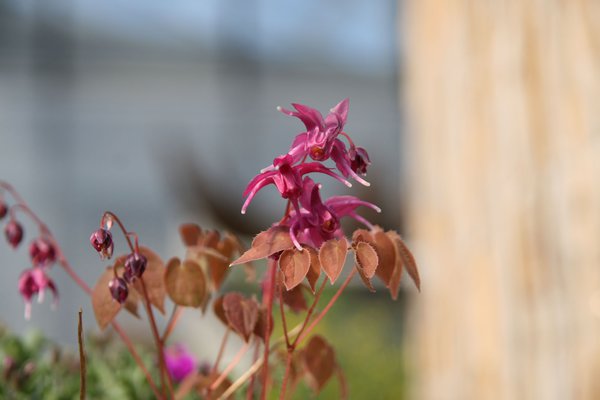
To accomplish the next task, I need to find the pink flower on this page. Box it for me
[164,344,197,382]
[242,154,350,215]
[274,98,349,164]
[18,267,58,320]
[286,179,380,249]
[89,228,114,260]
[330,140,371,186]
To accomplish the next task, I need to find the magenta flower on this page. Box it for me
[164,344,198,382]
[330,140,370,186]
[242,154,350,214]
[286,180,380,249]
[18,267,58,320]
[277,98,349,162]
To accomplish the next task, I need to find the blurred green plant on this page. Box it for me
[0,326,164,400]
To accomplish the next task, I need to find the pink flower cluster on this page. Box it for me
[0,197,59,319]
[242,99,380,250]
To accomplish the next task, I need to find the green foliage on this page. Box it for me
[0,326,158,400]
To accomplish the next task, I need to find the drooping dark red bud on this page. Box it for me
[349,147,370,175]
[29,238,56,266]
[0,201,7,220]
[89,228,114,259]
[5,220,23,248]
[108,277,128,304]
[123,252,147,283]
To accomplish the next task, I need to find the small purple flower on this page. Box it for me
[286,180,380,249]
[330,139,370,186]
[90,228,114,260]
[242,154,350,214]
[5,220,23,249]
[29,237,56,266]
[18,267,58,320]
[164,344,198,382]
[123,252,147,283]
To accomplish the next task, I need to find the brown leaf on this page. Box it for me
[253,307,273,343]
[222,293,259,342]
[352,229,375,246]
[319,238,348,284]
[279,248,310,290]
[132,246,167,314]
[91,267,122,330]
[302,335,336,393]
[388,231,421,292]
[354,242,378,292]
[164,257,207,307]
[230,226,293,265]
[281,284,308,313]
[179,223,202,246]
[305,247,321,293]
[372,229,396,287]
[213,295,228,326]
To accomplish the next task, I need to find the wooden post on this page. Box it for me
[403,1,600,399]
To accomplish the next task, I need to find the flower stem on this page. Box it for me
[162,304,183,343]
[296,270,356,346]
[291,278,327,348]
[279,350,293,400]
[101,211,135,253]
[140,277,174,399]
[260,259,277,400]
[211,328,230,375]
[209,340,251,391]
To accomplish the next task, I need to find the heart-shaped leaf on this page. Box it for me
[230,226,293,265]
[164,257,207,307]
[354,242,378,292]
[319,238,348,284]
[279,247,310,290]
[395,234,420,291]
[281,283,307,313]
[91,267,122,330]
[132,246,167,314]
[222,293,259,342]
[302,335,336,393]
[253,307,273,343]
[179,223,202,246]
[372,229,396,287]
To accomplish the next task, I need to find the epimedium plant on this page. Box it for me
[0,98,420,399]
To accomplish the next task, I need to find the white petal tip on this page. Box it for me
[241,210,246,215]
[276,106,282,111]
[346,182,352,187]
[375,207,382,213]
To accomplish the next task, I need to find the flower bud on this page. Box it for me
[349,147,370,175]
[90,228,114,259]
[29,237,56,266]
[123,252,147,283]
[108,277,128,304]
[5,220,23,248]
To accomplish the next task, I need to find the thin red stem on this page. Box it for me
[279,350,293,400]
[260,259,277,400]
[296,270,356,345]
[246,340,261,400]
[140,277,173,399]
[279,283,291,349]
[101,211,135,253]
[291,277,327,348]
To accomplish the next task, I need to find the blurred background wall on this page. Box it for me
[404,1,600,399]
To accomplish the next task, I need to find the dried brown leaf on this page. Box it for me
[306,246,321,293]
[222,293,259,342]
[388,232,421,292]
[132,246,167,314]
[179,223,202,247]
[302,335,336,393]
[230,226,293,265]
[354,242,378,292]
[213,295,228,326]
[91,267,122,330]
[253,307,273,343]
[164,257,207,308]
[279,248,311,290]
[319,238,348,284]
[372,229,396,287]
